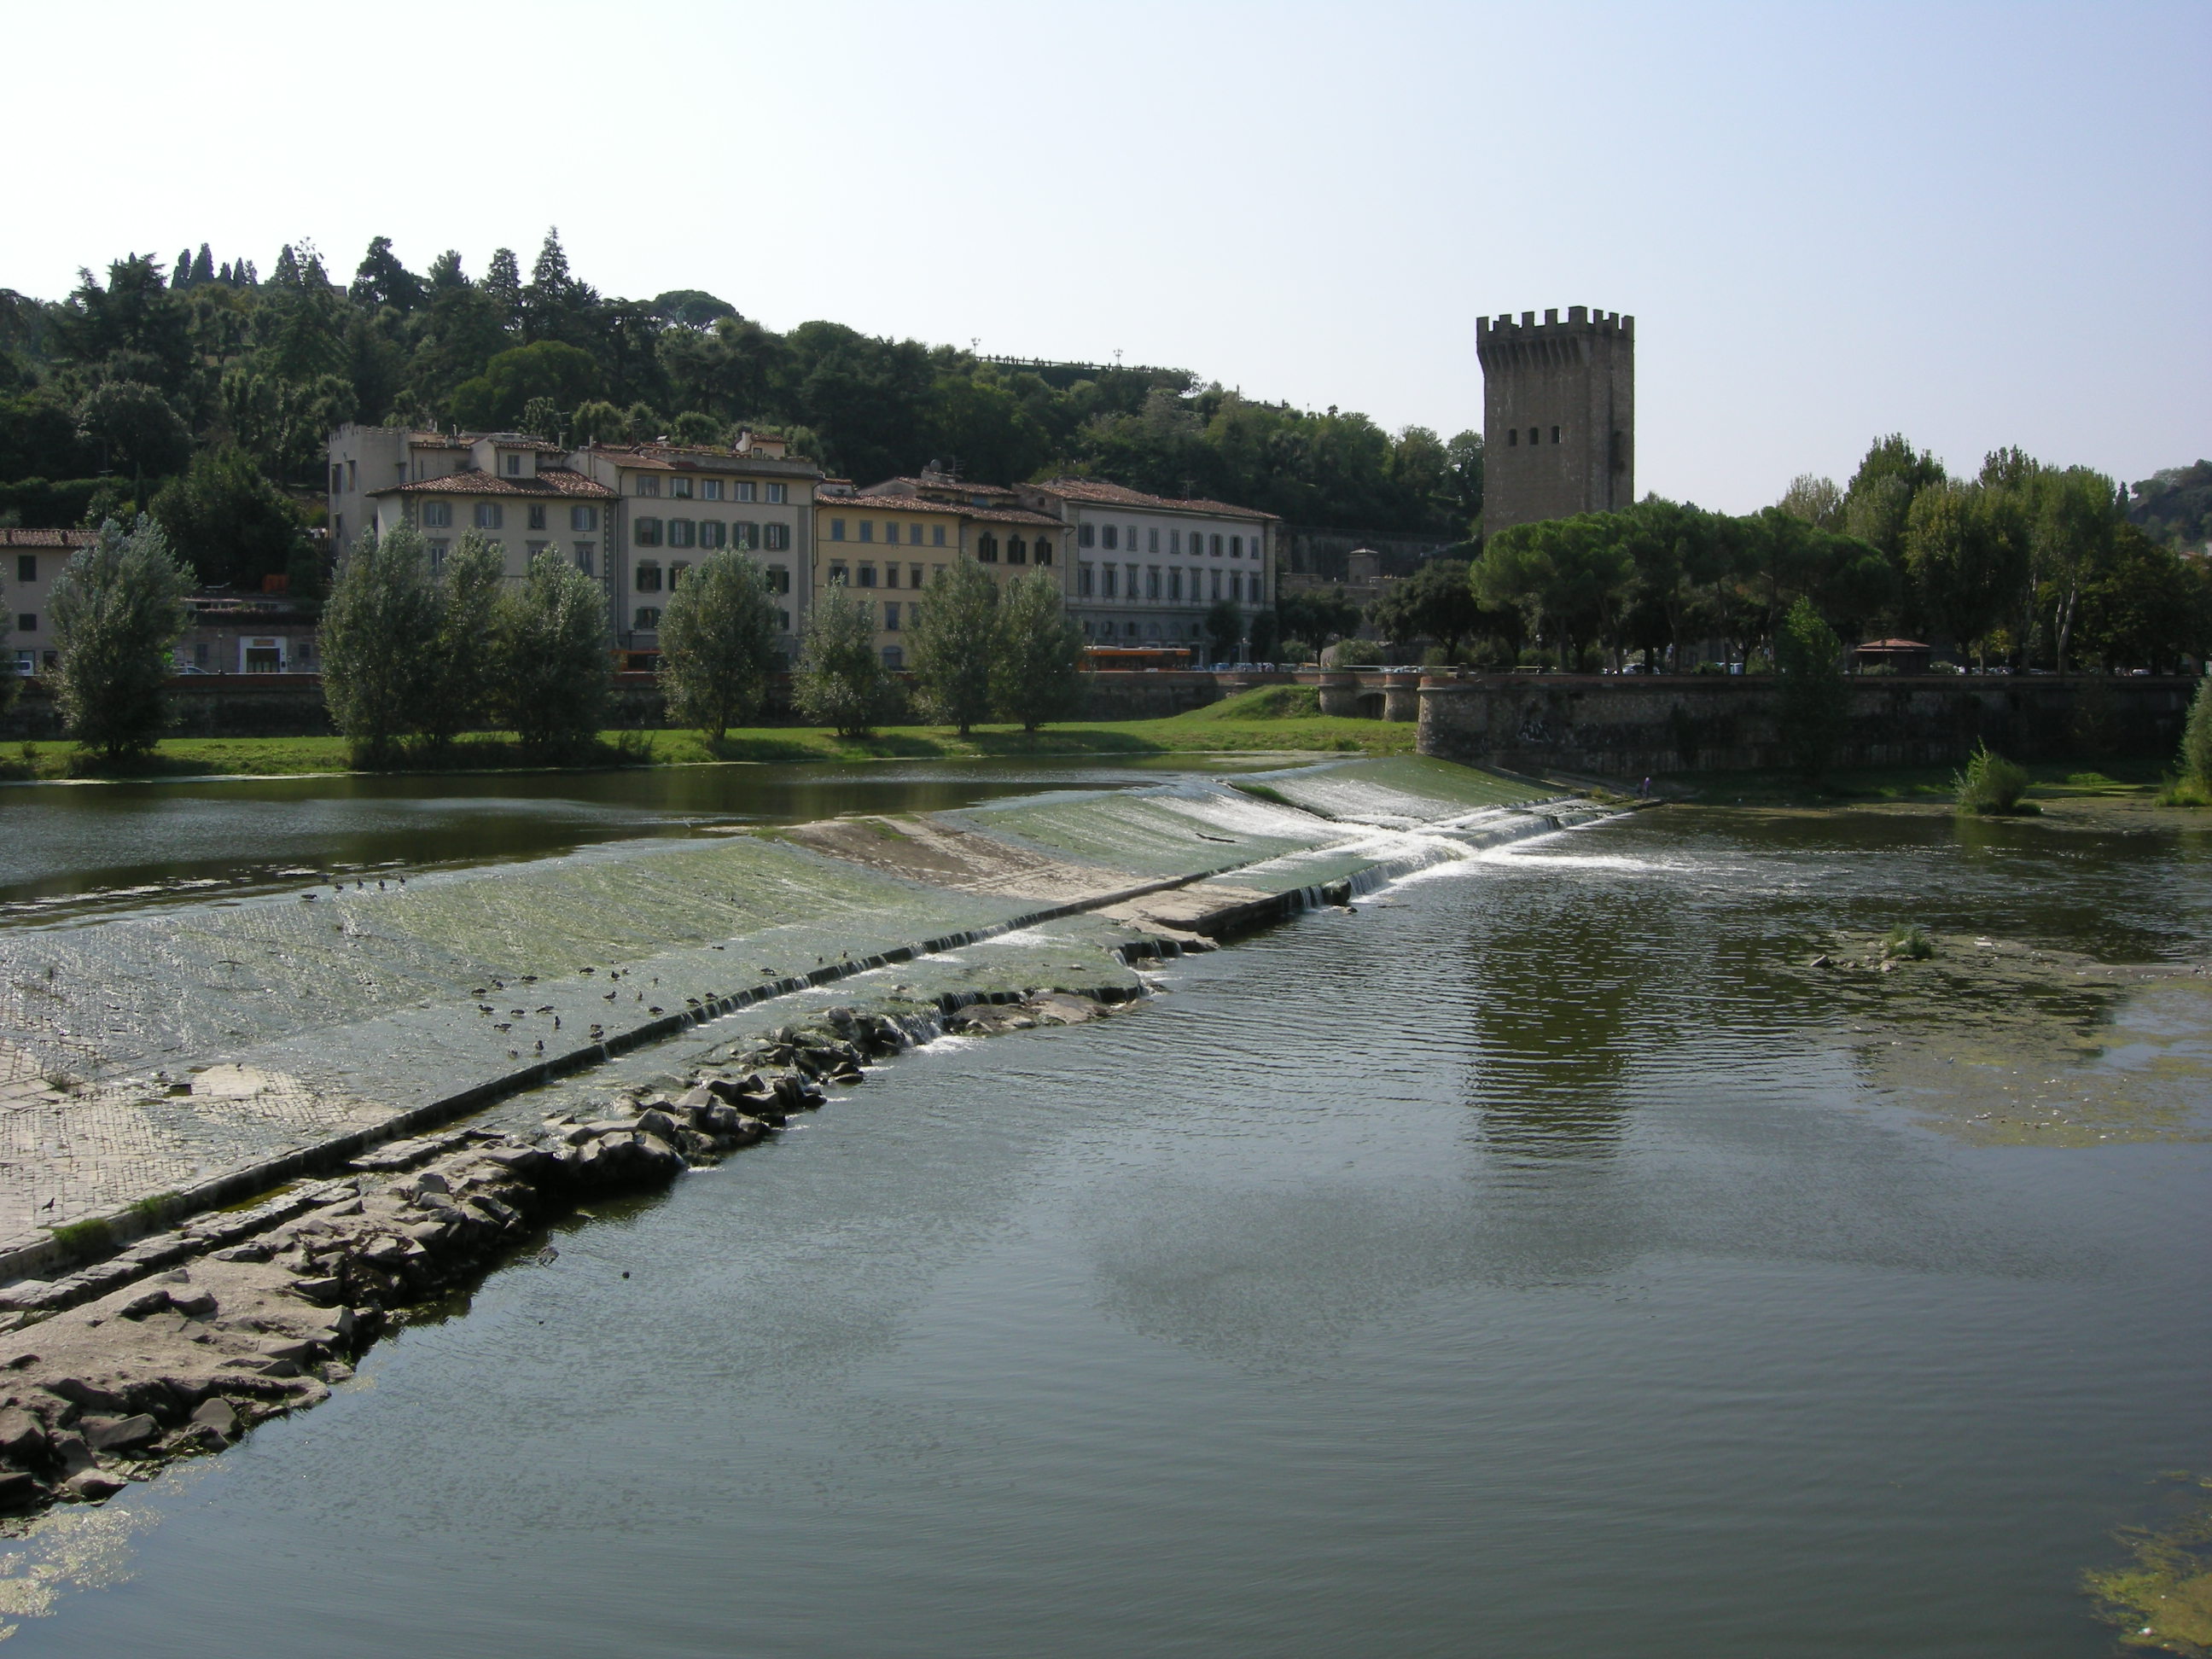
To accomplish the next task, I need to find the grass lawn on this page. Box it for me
[1666,756,2183,809]
[0,687,1416,782]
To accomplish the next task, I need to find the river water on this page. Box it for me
[3,791,2209,1655]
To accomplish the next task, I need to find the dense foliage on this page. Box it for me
[656,549,782,742]
[48,515,192,759]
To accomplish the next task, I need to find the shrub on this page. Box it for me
[2181,673,2212,785]
[1881,925,1935,960]
[1953,744,2034,815]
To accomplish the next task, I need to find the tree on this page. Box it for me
[570,399,629,445]
[495,550,611,754]
[2181,673,2212,788]
[75,381,191,489]
[1905,481,2029,664]
[419,532,504,750]
[1276,586,1363,649]
[906,556,998,733]
[2030,466,2119,673]
[448,341,601,431]
[348,236,425,315]
[49,515,192,760]
[319,522,435,765]
[1476,515,1633,668]
[1371,557,1481,655]
[991,570,1083,731]
[1204,598,1243,662]
[1247,606,1282,661]
[795,585,885,737]
[1778,474,1844,530]
[149,445,306,589]
[657,547,779,742]
[1774,597,1846,783]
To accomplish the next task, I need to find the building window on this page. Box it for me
[1008,537,1027,565]
[527,540,550,560]
[908,564,923,586]
[1170,568,1182,602]
[1127,525,1138,551]
[829,562,848,585]
[858,564,877,587]
[702,479,723,501]
[422,502,452,528]
[635,607,661,628]
[701,521,727,549]
[830,518,847,541]
[15,614,32,633]
[1529,428,1540,445]
[883,601,901,631]
[1508,429,1519,446]
[504,455,522,476]
[668,518,697,548]
[763,523,790,550]
[637,475,661,497]
[634,516,663,546]
[474,503,504,529]
[670,562,690,587]
[765,565,790,594]
[15,555,33,582]
[574,543,596,575]
[882,564,899,589]
[636,562,663,592]
[777,608,792,632]
[1079,563,1095,597]
[1210,534,1223,557]
[1080,523,1096,548]
[882,645,903,669]
[330,465,343,497]
[978,533,999,562]
[571,505,599,531]
[765,483,787,504]
[1102,524,1118,550]
[1210,568,1221,601]
[735,480,757,502]
[1103,566,1117,598]
[882,521,899,543]
[428,540,449,572]
[671,477,693,499]
[932,524,946,546]
[859,521,875,544]
[1231,536,1242,558]
[1147,567,1161,599]
[527,504,547,531]
[729,521,755,550]
[1148,528,1160,554]
[1035,538,1052,567]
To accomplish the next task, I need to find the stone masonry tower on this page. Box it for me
[1477,306,1634,533]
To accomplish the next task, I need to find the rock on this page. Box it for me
[189,1397,238,1441]
[47,1431,93,1476]
[64,1470,125,1502]
[81,1413,158,1452]
[1810,953,1832,968]
[49,1378,127,1417]
[677,1085,718,1115]
[119,1288,172,1320]
[415,1171,451,1196]
[169,1288,218,1318]
[0,1470,43,1508]
[634,1109,680,1144]
[211,1243,273,1263]
[289,1276,345,1306]
[0,1406,47,1460]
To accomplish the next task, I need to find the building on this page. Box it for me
[2,528,92,675]
[330,426,822,662]
[1477,307,1634,533]
[821,474,1073,667]
[1009,479,1276,653]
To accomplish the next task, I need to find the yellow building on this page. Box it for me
[814,479,1072,668]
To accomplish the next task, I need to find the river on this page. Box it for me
[1,783,2207,1655]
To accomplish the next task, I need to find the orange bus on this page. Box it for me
[1080,645,1195,672]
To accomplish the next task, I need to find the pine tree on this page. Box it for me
[657,548,780,742]
[49,516,194,761]
[319,522,437,767]
[192,244,214,285]
[217,261,232,285]
[907,556,997,734]
[991,570,1084,731]
[494,550,611,755]
[483,247,523,335]
[795,587,886,738]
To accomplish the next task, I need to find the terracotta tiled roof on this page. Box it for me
[0,528,96,548]
[1024,478,1279,521]
[371,468,615,500]
[1858,638,1930,649]
[862,477,1022,501]
[588,444,818,474]
[825,495,1065,529]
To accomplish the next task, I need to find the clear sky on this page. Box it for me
[7,1,2205,511]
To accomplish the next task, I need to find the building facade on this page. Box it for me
[1010,479,1275,655]
[823,475,1073,667]
[331,426,822,661]
[1477,307,1634,533]
[2,528,91,675]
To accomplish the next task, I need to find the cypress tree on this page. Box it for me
[172,252,192,289]
[192,244,215,285]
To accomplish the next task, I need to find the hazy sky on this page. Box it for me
[7,1,2205,510]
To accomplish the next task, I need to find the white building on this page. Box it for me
[329,427,823,662]
[1011,480,1276,655]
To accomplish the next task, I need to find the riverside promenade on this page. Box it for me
[0,758,1585,1289]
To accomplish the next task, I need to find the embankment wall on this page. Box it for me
[1417,673,2199,777]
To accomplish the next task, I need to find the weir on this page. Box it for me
[0,756,1593,1294]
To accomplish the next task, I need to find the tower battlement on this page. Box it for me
[1478,305,1635,533]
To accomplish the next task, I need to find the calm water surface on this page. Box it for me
[7,806,2209,1656]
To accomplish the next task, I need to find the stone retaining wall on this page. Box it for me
[1416,672,2199,777]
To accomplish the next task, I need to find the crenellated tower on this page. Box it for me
[1476,306,1634,533]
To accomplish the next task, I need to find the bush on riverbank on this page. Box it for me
[1953,745,2037,815]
